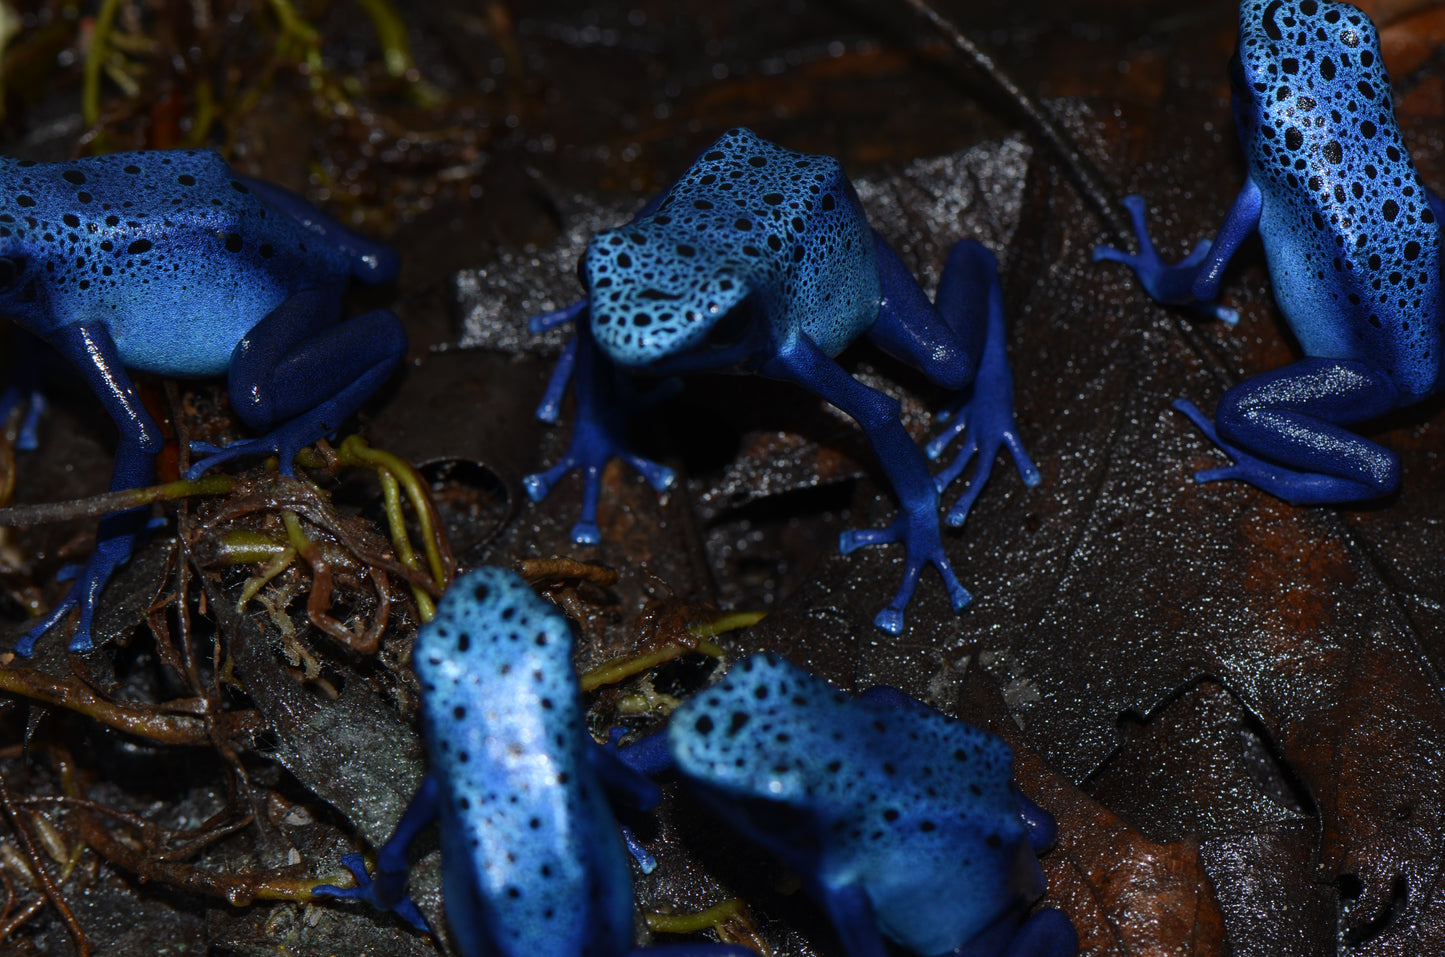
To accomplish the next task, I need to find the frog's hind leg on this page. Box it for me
[1175,357,1403,504]
[236,175,400,284]
[185,286,406,478]
[867,237,1039,528]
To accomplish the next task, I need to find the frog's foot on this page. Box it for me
[840,511,970,634]
[313,853,429,933]
[524,428,675,545]
[184,410,337,480]
[15,527,137,656]
[0,386,45,451]
[926,395,1040,529]
[1093,195,1238,325]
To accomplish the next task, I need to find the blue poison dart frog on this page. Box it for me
[0,149,406,655]
[664,654,1078,957]
[524,127,1040,635]
[314,567,754,957]
[1094,0,1442,505]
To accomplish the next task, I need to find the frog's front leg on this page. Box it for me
[1093,182,1263,325]
[869,238,1040,527]
[312,772,436,932]
[523,318,677,545]
[185,287,406,478]
[1,329,49,451]
[762,336,966,635]
[1174,357,1404,504]
[16,323,163,655]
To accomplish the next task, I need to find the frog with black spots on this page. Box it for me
[0,149,405,655]
[527,127,1040,635]
[1095,0,1441,504]
[664,654,1077,957]
[315,567,754,957]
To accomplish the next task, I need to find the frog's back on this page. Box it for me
[1236,0,1441,396]
[670,654,1031,956]
[587,129,880,364]
[0,150,352,375]
[414,569,634,957]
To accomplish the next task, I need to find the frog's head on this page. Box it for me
[413,567,578,741]
[670,656,861,844]
[1233,1,1389,145]
[583,221,761,369]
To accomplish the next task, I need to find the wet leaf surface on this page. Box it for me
[2,0,1445,954]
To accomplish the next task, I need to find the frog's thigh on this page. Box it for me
[866,236,993,390]
[1214,356,1402,486]
[228,287,405,429]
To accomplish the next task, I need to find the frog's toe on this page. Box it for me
[924,415,970,464]
[522,469,559,503]
[1006,433,1043,488]
[570,518,602,545]
[619,452,676,493]
[838,526,889,555]
[873,605,905,635]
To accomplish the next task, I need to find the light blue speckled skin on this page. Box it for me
[315,568,753,957]
[526,128,1040,636]
[667,655,1077,957]
[1095,0,1442,504]
[415,568,638,955]
[1,149,404,655]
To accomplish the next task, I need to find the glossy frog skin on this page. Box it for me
[667,654,1078,957]
[315,567,752,957]
[526,128,1039,635]
[1095,0,1441,504]
[0,149,405,655]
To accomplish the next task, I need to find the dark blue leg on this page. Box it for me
[1175,357,1403,504]
[873,239,1041,527]
[535,332,578,423]
[313,772,438,932]
[235,175,399,284]
[523,318,676,544]
[15,323,163,655]
[1,329,48,451]
[587,738,663,811]
[763,335,966,634]
[1092,182,1263,324]
[186,289,406,478]
[529,298,588,335]
[608,726,675,778]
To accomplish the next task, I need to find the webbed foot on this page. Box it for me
[524,432,676,545]
[927,392,1040,528]
[16,526,138,655]
[1093,195,1238,325]
[184,410,338,480]
[313,853,429,933]
[841,511,970,634]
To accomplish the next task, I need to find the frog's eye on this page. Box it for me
[706,299,752,350]
[0,256,23,290]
